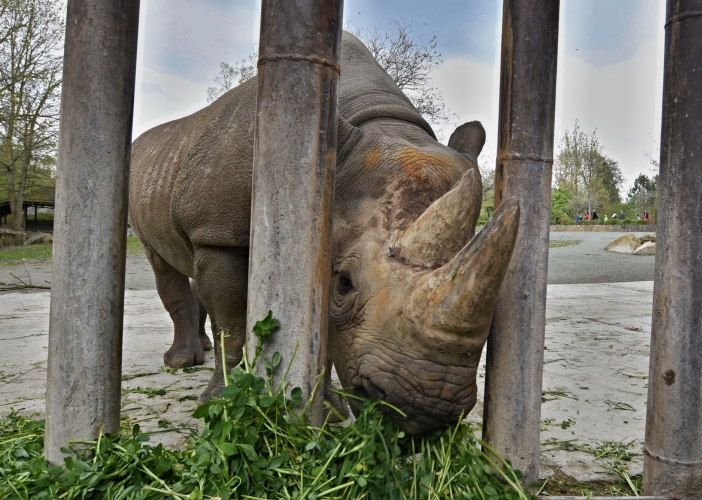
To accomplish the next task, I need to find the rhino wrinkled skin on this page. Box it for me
[129,32,519,434]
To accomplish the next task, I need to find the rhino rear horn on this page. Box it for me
[406,197,520,338]
[394,168,482,268]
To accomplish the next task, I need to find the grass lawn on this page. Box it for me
[549,238,583,249]
[0,236,144,266]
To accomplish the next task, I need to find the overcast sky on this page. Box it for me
[133,0,666,191]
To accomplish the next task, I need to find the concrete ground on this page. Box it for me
[0,231,657,485]
[546,232,655,284]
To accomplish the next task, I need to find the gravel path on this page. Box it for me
[0,254,156,292]
[1,231,656,291]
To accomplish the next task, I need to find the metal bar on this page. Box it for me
[482,0,560,486]
[246,0,343,426]
[44,0,140,464]
[644,0,702,496]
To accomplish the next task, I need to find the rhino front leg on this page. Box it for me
[189,280,213,351]
[143,244,205,368]
[193,245,249,403]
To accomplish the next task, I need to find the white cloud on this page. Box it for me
[431,57,500,157]
[133,67,208,138]
[555,38,665,187]
[133,0,261,138]
[132,0,665,191]
[430,3,664,189]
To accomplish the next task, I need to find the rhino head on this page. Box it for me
[329,118,520,434]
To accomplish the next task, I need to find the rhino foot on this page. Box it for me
[164,344,205,369]
[198,368,225,404]
[199,334,213,351]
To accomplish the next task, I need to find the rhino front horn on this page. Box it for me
[394,168,482,268]
[406,197,520,340]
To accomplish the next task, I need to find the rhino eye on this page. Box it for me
[338,273,353,295]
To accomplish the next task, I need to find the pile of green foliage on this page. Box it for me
[1,314,531,500]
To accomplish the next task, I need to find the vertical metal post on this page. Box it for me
[482,0,560,486]
[644,0,702,496]
[45,0,140,464]
[246,0,343,425]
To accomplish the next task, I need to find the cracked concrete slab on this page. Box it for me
[1,281,654,482]
[0,289,215,449]
[464,281,653,483]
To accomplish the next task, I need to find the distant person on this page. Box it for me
[612,212,618,219]
[643,211,649,221]
[620,211,626,220]
[584,211,590,221]
[592,210,599,220]
[576,213,582,224]
[636,213,641,220]
[604,214,609,222]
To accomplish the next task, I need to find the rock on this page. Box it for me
[605,234,641,254]
[23,232,53,246]
[0,228,26,247]
[633,241,656,256]
[640,233,656,243]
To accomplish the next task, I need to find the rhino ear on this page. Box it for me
[448,121,486,159]
[337,115,364,166]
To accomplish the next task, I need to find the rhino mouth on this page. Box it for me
[358,376,386,401]
[350,368,476,435]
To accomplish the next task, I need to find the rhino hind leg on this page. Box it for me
[193,245,249,403]
[144,245,205,369]
[189,279,213,351]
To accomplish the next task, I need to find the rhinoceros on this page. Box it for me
[129,32,519,434]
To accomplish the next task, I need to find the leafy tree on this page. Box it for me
[554,121,615,217]
[628,173,657,215]
[598,157,624,205]
[0,0,63,230]
[207,21,451,128]
[478,154,495,221]
[550,187,571,222]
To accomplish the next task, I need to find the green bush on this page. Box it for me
[551,211,571,224]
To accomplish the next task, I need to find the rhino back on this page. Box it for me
[129,78,257,275]
[338,32,435,139]
[170,79,257,248]
[130,32,444,273]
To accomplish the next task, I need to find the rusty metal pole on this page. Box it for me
[482,0,560,486]
[246,0,343,426]
[45,0,139,464]
[644,1,702,496]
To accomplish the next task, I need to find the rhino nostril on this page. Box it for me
[361,376,386,402]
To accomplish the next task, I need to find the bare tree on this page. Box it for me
[0,0,63,231]
[206,50,257,103]
[207,21,451,127]
[350,20,449,126]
